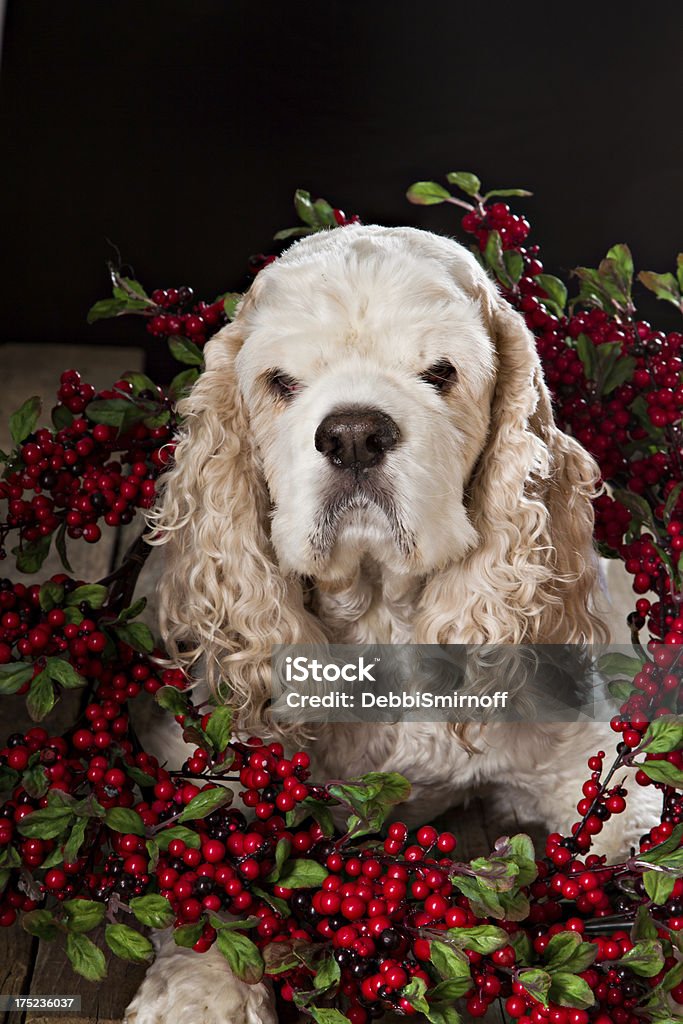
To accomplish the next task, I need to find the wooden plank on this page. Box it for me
[0,926,35,1024]
[22,927,147,1024]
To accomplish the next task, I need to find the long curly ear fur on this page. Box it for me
[147,296,327,730]
[415,279,609,646]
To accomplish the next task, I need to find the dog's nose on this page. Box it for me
[315,409,400,469]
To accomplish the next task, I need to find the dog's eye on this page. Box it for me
[267,371,302,400]
[420,359,458,392]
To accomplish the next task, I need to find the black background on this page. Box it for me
[1,1,682,375]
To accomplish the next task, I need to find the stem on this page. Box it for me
[99,531,151,613]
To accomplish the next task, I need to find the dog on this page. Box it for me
[124,225,658,1023]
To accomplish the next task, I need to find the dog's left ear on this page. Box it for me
[417,270,609,645]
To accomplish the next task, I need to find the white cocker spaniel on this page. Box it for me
[125,225,657,1024]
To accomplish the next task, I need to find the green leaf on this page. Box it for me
[312,198,338,227]
[426,1003,462,1024]
[39,581,65,611]
[612,488,657,532]
[641,716,683,754]
[664,482,683,524]
[273,226,316,241]
[126,765,157,788]
[45,658,87,690]
[606,243,634,290]
[446,171,481,196]
[105,807,145,835]
[116,277,148,300]
[115,622,155,654]
[575,333,596,381]
[615,939,665,977]
[447,925,508,954]
[544,932,597,974]
[55,521,73,573]
[509,930,533,966]
[216,928,264,984]
[66,584,108,609]
[10,396,42,445]
[21,763,49,798]
[204,706,233,756]
[121,371,158,395]
[23,909,60,941]
[0,662,34,694]
[310,1011,353,1024]
[518,968,551,1007]
[105,923,154,963]
[173,921,204,947]
[548,972,595,1009]
[484,229,513,289]
[266,838,292,883]
[168,335,204,366]
[401,976,430,1014]
[63,898,106,933]
[643,870,676,904]
[483,187,533,200]
[276,858,329,889]
[169,368,200,402]
[430,977,472,1001]
[0,844,20,869]
[177,786,233,823]
[508,833,538,887]
[294,188,317,226]
[430,941,471,994]
[406,181,453,206]
[41,845,64,869]
[129,894,174,929]
[597,652,644,678]
[638,271,681,307]
[222,292,242,320]
[26,669,56,721]
[639,760,683,787]
[632,904,658,941]
[156,825,201,850]
[503,249,524,284]
[261,938,309,972]
[155,685,190,715]
[313,953,341,991]
[13,534,52,573]
[52,403,74,430]
[87,297,136,324]
[251,886,290,918]
[285,796,335,836]
[66,932,107,981]
[637,824,683,864]
[603,356,636,395]
[535,274,567,312]
[85,397,147,433]
[63,818,88,863]
[451,874,505,918]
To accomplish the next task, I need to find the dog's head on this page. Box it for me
[150,225,607,721]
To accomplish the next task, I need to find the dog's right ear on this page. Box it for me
[148,290,327,728]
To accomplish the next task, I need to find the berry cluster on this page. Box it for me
[1,371,172,565]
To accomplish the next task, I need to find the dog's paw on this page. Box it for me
[123,946,276,1024]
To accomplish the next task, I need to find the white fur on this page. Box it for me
[127,226,658,1024]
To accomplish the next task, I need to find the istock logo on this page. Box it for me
[284,656,378,683]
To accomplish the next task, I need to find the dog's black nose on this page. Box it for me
[315,409,400,469]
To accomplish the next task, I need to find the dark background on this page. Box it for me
[1,1,682,377]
